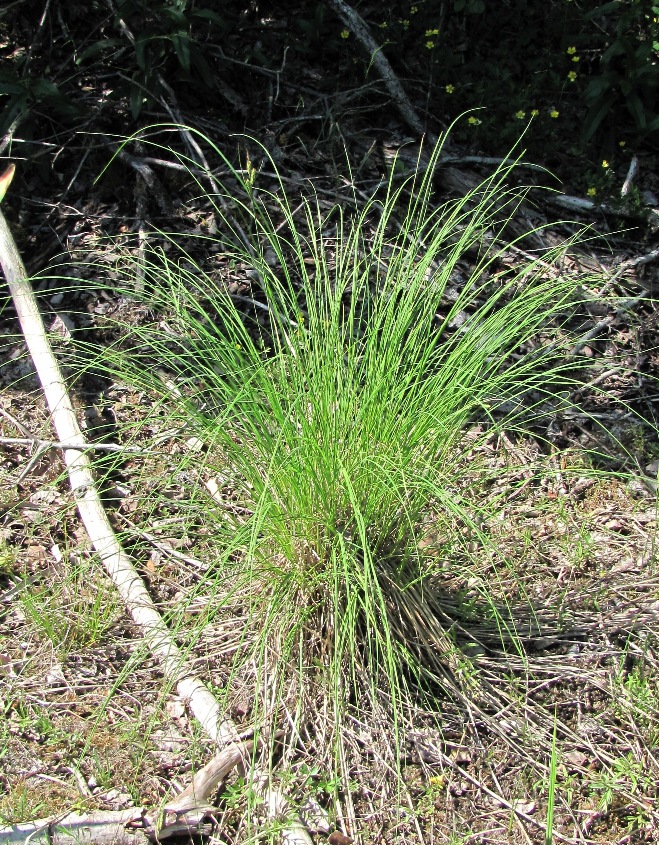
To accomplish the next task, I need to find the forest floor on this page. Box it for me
[2,9,659,843]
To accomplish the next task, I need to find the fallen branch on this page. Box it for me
[0,808,151,845]
[0,751,260,844]
[619,246,659,271]
[0,198,237,744]
[570,291,648,355]
[0,195,312,843]
[545,191,647,218]
[0,806,222,845]
[116,148,172,215]
[325,0,435,142]
[0,435,149,454]
[164,742,254,814]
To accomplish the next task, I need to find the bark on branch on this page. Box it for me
[325,0,435,142]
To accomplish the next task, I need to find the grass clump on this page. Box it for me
[19,559,120,657]
[76,128,592,801]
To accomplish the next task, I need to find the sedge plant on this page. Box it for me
[72,127,592,807]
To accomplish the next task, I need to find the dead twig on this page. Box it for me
[324,0,435,142]
[0,808,150,845]
[120,516,209,571]
[153,75,257,260]
[0,806,222,844]
[164,742,255,814]
[0,188,313,845]
[0,202,238,734]
[410,735,580,844]
[0,435,149,454]
[570,292,647,355]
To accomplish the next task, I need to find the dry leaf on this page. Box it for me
[511,800,536,814]
[165,697,186,719]
[206,478,222,501]
[0,163,16,203]
[564,749,588,769]
[0,653,15,676]
[328,832,354,845]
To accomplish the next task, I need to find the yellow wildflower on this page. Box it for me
[602,160,609,168]
[468,116,482,125]
[340,29,350,38]
[426,40,435,48]
[550,109,559,118]
[401,19,410,27]
[425,28,439,36]
[515,110,525,119]
[567,46,577,54]
[572,55,580,62]
[619,140,626,147]
[568,70,577,81]
[445,84,454,94]
[587,187,597,197]
[531,109,539,116]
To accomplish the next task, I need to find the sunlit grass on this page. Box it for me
[69,126,609,798]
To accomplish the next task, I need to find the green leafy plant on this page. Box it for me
[582,0,659,141]
[299,763,342,797]
[0,72,79,136]
[75,0,230,119]
[417,773,447,821]
[0,537,16,573]
[590,752,652,814]
[0,782,48,826]
[20,560,120,656]
[364,0,659,161]
[613,646,659,742]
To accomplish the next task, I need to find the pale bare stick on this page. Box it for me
[0,806,220,844]
[0,197,312,845]
[164,742,254,814]
[0,435,149,454]
[0,808,149,845]
[0,206,239,746]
